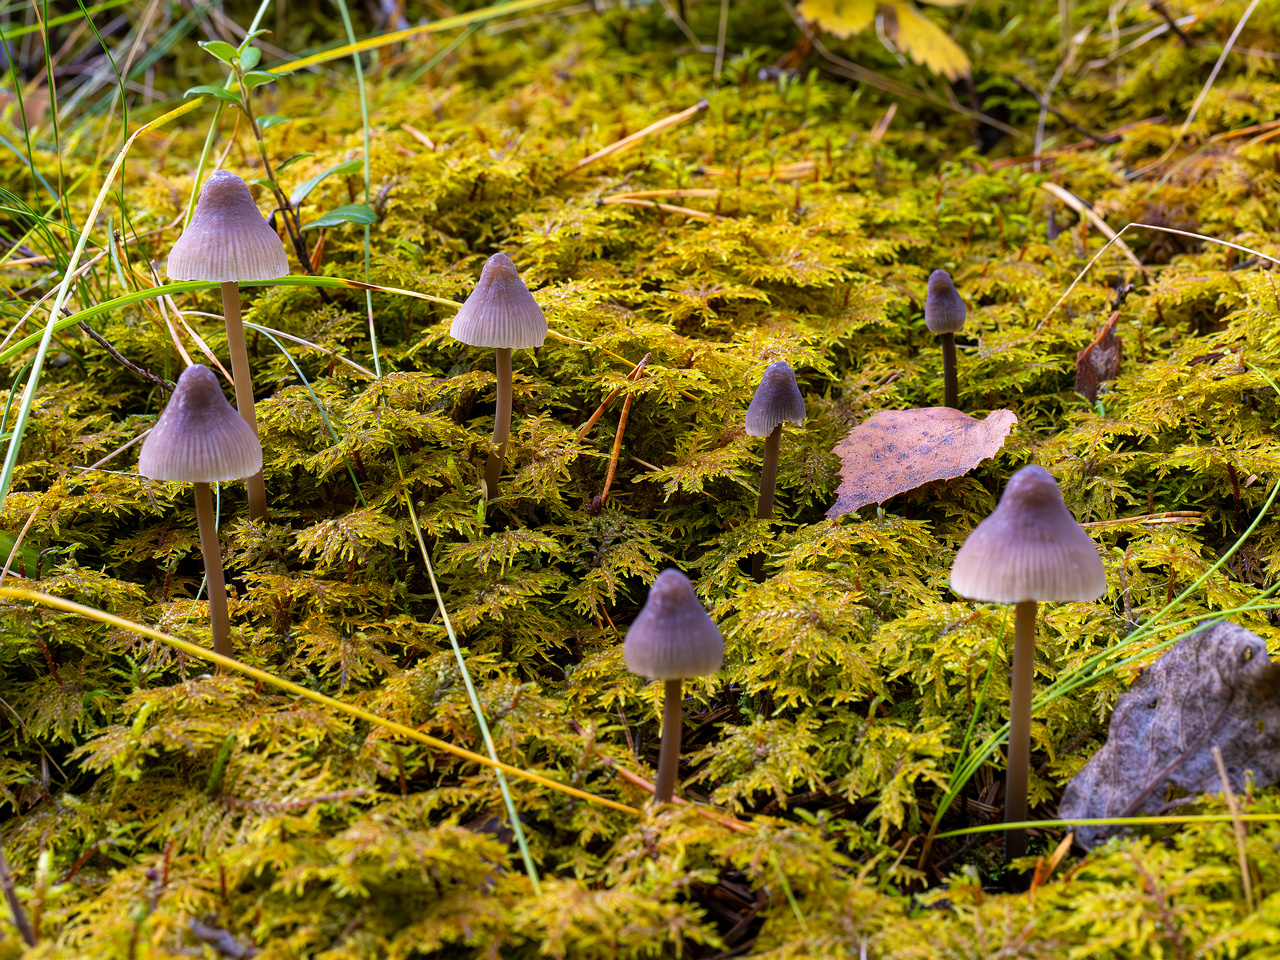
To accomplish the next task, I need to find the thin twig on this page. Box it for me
[1014,77,1121,145]
[577,353,651,442]
[78,322,174,392]
[0,848,36,947]
[569,100,709,174]
[1150,1,1193,45]
[1178,0,1261,140]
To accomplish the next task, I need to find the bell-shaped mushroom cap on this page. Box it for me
[449,253,547,350]
[167,170,288,283]
[745,361,807,437]
[950,465,1106,604]
[925,269,966,335]
[138,365,263,483]
[624,569,724,680]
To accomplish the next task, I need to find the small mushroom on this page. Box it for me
[950,464,1105,861]
[138,364,263,659]
[449,253,547,500]
[745,361,806,582]
[624,569,724,803]
[167,170,288,521]
[925,270,966,410]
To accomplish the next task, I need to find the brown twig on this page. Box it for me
[0,848,36,947]
[1150,1,1194,46]
[577,353,650,442]
[568,100,709,174]
[78,322,175,392]
[599,389,635,507]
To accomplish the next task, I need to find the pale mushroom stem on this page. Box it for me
[1005,599,1037,861]
[751,424,782,582]
[193,481,232,659]
[220,282,267,519]
[654,678,683,803]
[940,332,958,410]
[484,347,513,499]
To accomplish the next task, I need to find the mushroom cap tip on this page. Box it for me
[950,464,1106,603]
[624,569,724,680]
[166,170,288,283]
[449,252,547,349]
[925,269,966,335]
[745,361,806,437]
[138,364,263,483]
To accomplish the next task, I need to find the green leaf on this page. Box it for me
[240,28,271,46]
[198,40,238,64]
[184,85,242,106]
[300,203,377,231]
[238,45,262,71]
[248,178,278,191]
[275,152,313,172]
[242,70,280,90]
[289,158,365,207]
[258,114,291,130]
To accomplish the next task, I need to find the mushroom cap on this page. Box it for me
[449,253,547,349]
[925,269,966,335]
[745,361,807,437]
[138,365,263,483]
[624,569,724,680]
[950,465,1106,603]
[167,170,289,283]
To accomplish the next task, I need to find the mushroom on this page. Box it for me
[745,361,806,582]
[449,253,547,500]
[624,569,724,803]
[925,269,966,410]
[167,170,288,521]
[949,464,1105,861]
[138,364,263,659]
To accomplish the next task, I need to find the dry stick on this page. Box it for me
[1212,745,1256,913]
[569,100,709,174]
[1005,600,1037,861]
[0,844,36,947]
[599,386,635,506]
[654,679,683,803]
[577,354,650,443]
[751,424,782,583]
[940,332,958,410]
[220,282,266,519]
[484,347,513,499]
[1013,77,1121,145]
[77,322,174,392]
[192,481,232,659]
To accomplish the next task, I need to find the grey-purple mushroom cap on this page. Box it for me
[925,269,966,335]
[138,365,263,482]
[449,253,547,349]
[950,464,1106,603]
[745,361,806,437]
[167,170,288,283]
[624,569,724,680]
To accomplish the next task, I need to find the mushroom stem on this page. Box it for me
[484,347,513,500]
[654,678,683,803]
[1005,599,1037,861]
[193,481,232,659]
[751,424,782,582]
[940,332,958,410]
[221,282,266,519]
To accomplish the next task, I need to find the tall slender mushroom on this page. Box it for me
[449,253,547,500]
[949,464,1105,861]
[138,364,262,659]
[925,269,966,410]
[167,170,288,521]
[624,569,724,803]
[745,361,806,582]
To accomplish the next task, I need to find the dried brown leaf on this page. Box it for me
[1075,311,1123,402]
[826,407,1018,518]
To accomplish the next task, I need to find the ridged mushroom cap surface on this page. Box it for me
[745,361,807,437]
[449,253,547,349]
[624,569,724,680]
[950,465,1105,603]
[138,365,263,483]
[166,170,288,283]
[925,269,966,334]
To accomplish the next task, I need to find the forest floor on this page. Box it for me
[3,0,1280,957]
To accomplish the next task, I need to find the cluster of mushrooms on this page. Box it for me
[147,171,1107,854]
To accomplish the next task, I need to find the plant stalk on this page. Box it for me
[193,481,232,659]
[1005,599,1037,861]
[940,332,958,409]
[751,424,782,582]
[484,347,513,499]
[654,678,683,803]
[221,282,266,519]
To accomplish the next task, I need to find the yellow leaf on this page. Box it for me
[883,1,971,80]
[797,0,876,39]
